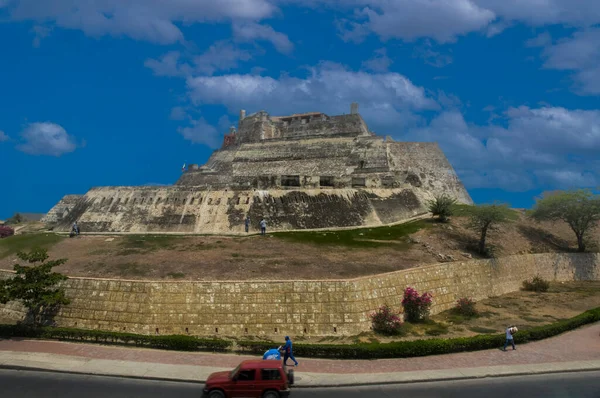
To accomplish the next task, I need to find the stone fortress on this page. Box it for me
[43,103,472,234]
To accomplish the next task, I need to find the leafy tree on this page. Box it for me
[427,195,457,223]
[529,189,600,252]
[7,213,23,224]
[467,203,515,255]
[0,248,70,326]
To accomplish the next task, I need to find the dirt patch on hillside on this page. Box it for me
[0,212,597,281]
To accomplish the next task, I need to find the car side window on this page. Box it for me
[261,369,282,381]
[237,369,256,381]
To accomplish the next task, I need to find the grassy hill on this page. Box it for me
[0,207,597,281]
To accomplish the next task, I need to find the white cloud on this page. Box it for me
[316,0,600,44]
[186,62,438,125]
[17,122,77,156]
[537,28,600,95]
[31,24,52,47]
[145,42,254,77]
[402,106,600,191]
[3,0,277,44]
[232,22,293,54]
[0,130,9,142]
[177,117,221,149]
[361,48,392,72]
[412,40,453,67]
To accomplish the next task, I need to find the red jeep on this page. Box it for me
[202,360,293,398]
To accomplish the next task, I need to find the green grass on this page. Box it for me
[271,220,430,248]
[0,233,64,259]
[468,326,498,334]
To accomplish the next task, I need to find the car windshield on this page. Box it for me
[229,364,241,379]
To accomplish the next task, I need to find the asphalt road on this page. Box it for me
[1,369,600,397]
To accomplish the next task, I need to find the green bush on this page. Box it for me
[0,325,231,352]
[454,297,478,317]
[427,195,457,223]
[522,275,550,292]
[237,307,600,359]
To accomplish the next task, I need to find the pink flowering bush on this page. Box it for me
[455,297,478,317]
[402,287,433,322]
[370,304,403,335]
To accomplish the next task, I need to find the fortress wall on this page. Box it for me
[51,187,429,234]
[387,142,473,204]
[1,253,598,337]
[41,195,84,223]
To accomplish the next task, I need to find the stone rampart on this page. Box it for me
[1,253,598,337]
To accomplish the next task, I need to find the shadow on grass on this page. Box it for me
[517,225,575,253]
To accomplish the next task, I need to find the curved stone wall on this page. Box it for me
[1,253,598,337]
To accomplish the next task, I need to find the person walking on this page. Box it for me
[245,216,250,233]
[279,336,298,367]
[260,218,267,235]
[502,326,518,351]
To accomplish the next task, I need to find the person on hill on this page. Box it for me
[279,336,299,367]
[245,216,251,233]
[503,325,518,351]
[260,218,267,235]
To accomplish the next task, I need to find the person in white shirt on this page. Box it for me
[503,326,518,351]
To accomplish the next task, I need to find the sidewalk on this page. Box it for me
[0,322,599,387]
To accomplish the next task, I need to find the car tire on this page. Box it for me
[208,390,225,398]
[262,391,280,398]
[287,369,294,385]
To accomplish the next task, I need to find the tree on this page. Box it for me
[529,189,600,252]
[0,248,70,326]
[7,213,23,224]
[427,195,457,223]
[467,203,515,255]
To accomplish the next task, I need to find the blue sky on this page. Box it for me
[1,0,599,219]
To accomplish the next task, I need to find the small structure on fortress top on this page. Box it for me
[43,103,473,234]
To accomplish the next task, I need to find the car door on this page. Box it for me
[260,367,283,392]
[230,368,259,398]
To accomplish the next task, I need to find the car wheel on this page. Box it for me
[208,390,225,398]
[262,391,280,398]
[287,369,294,385]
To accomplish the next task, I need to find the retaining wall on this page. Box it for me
[1,253,598,337]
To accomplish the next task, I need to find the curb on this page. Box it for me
[2,363,600,388]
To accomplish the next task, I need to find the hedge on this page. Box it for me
[1,307,598,359]
[0,325,231,352]
[236,307,600,359]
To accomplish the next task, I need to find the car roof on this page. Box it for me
[239,360,283,369]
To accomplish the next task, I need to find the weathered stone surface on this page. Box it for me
[1,253,598,337]
[44,106,472,234]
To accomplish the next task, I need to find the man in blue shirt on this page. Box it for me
[262,348,281,360]
[279,336,299,367]
[503,326,518,351]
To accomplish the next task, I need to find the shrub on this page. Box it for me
[236,307,600,359]
[369,304,403,335]
[0,226,14,238]
[454,297,478,317]
[402,287,433,322]
[522,275,550,292]
[0,325,231,352]
[427,195,457,223]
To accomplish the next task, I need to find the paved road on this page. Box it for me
[1,369,600,397]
